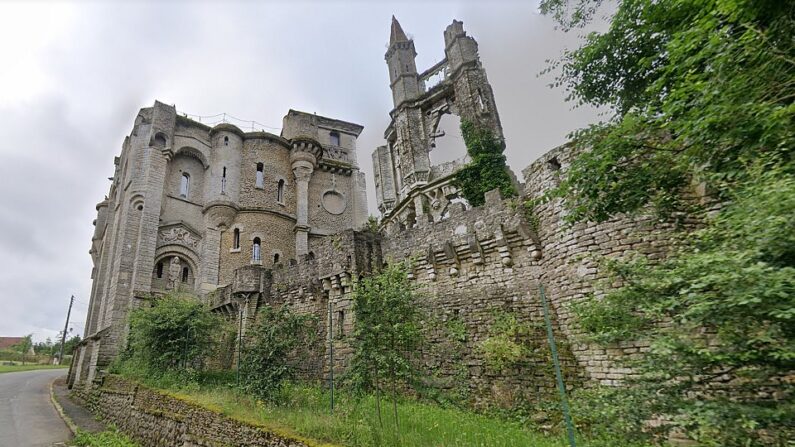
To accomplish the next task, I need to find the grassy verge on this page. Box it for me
[71,428,138,447]
[119,368,577,447]
[0,363,67,374]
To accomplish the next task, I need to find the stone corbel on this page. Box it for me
[494,226,514,267]
[443,241,461,277]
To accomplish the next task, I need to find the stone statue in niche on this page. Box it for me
[168,256,181,290]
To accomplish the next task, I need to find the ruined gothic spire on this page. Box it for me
[390,15,409,45]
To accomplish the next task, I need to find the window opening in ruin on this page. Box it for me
[221,166,227,194]
[329,131,340,147]
[273,253,280,264]
[252,237,261,261]
[154,133,167,148]
[180,173,190,198]
[307,251,316,261]
[223,136,229,146]
[337,310,345,337]
[181,266,189,283]
[547,157,561,171]
[233,228,240,249]
[277,179,285,203]
[155,262,163,278]
[256,163,264,188]
[476,89,487,111]
[429,113,469,166]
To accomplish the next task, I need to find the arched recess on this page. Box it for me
[174,146,210,169]
[154,244,201,290]
[166,153,205,202]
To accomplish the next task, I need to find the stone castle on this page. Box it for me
[71,18,677,401]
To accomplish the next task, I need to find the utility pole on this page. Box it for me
[58,295,74,365]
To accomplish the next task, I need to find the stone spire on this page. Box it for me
[390,15,409,45]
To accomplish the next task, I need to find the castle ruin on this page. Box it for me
[71,18,677,402]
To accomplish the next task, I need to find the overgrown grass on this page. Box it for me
[71,428,138,447]
[116,363,597,447]
[0,363,67,374]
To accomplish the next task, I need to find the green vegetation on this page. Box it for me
[71,428,138,447]
[0,363,67,373]
[453,120,516,206]
[240,306,319,400]
[539,0,795,445]
[348,262,423,429]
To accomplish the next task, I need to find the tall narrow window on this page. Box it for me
[223,136,229,146]
[277,179,285,203]
[181,266,189,283]
[337,310,345,337]
[329,131,340,147]
[233,228,240,249]
[180,173,190,198]
[221,166,227,194]
[155,262,163,278]
[252,237,261,261]
[255,163,264,188]
[273,253,280,264]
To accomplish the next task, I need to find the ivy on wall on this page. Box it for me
[453,120,517,207]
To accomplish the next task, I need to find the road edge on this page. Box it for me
[50,377,79,436]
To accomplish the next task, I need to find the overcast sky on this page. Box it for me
[0,0,604,343]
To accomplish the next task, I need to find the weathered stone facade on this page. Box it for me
[70,104,369,389]
[72,17,682,407]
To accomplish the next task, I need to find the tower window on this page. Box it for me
[277,179,285,203]
[223,136,229,146]
[252,237,261,261]
[337,310,345,337]
[273,253,280,264]
[180,173,190,198]
[233,228,240,249]
[221,166,227,194]
[181,266,189,283]
[256,163,264,188]
[155,262,163,278]
[329,131,340,147]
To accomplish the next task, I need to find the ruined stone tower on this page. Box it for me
[373,18,505,230]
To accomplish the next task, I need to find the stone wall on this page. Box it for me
[75,375,329,447]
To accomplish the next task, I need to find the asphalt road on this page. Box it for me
[0,369,71,447]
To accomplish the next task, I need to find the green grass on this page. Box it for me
[71,428,138,447]
[0,363,67,373]
[137,378,575,447]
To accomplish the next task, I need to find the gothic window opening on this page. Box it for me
[180,173,190,198]
[155,262,163,278]
[329,131,340,147]
[181,266,189,283]
[233,228,240,249]
[252,237,261,261]
[277,179,285,203]
[221,166,227,194]
[256,163,264,188]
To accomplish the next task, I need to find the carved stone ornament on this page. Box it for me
[159,227,199,249]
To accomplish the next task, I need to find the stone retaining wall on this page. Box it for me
[74,375,332,447]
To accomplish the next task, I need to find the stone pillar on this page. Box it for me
[292,161,313,257]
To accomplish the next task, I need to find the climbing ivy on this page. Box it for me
[453,120,516,207]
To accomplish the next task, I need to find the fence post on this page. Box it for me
[539,284,577,447]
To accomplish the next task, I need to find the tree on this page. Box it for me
[348,262,423,431]
[239,305,319,401]
[126,293,222,372]
[13,335,33,365]
[539,1,795,444]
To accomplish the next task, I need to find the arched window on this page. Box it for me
[155,262,163,278]
[256,163,264,188]
[223,136,229,146]
[252,237,261,261]
[181,266,189,283]
[221,166,227,194]
[329,131,340,147]
[233,228,240,249]
[180,173,190,198]
[273,253,280,264]
[277,179,285,203]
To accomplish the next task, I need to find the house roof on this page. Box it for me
[0,337,27,349]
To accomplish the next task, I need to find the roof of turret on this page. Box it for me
[389,15,409,45]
